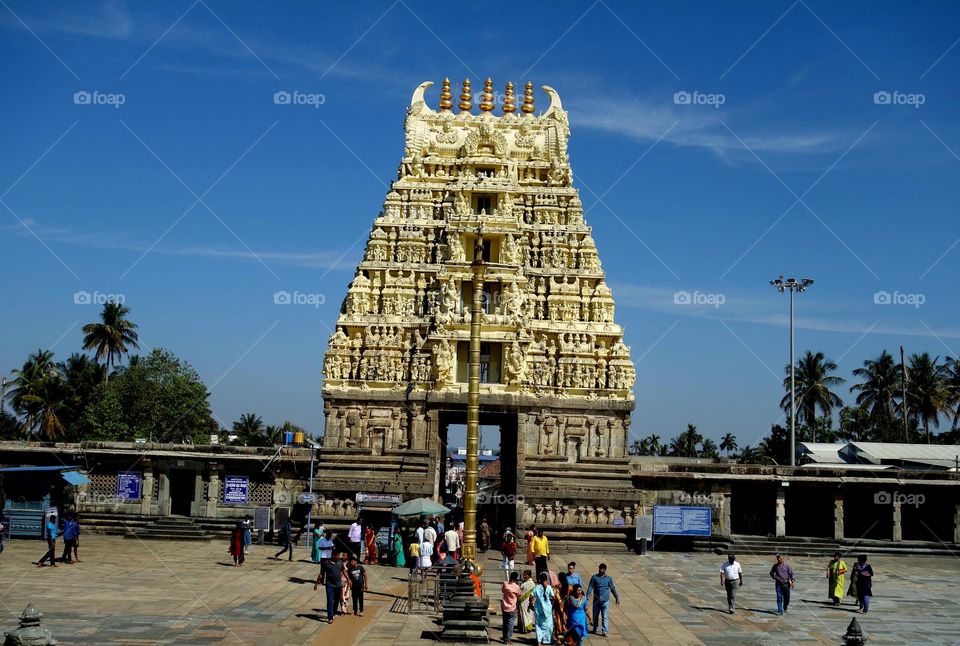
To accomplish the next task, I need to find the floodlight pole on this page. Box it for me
[770,276,813,467]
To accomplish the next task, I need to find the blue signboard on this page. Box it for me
[223,476,249,505]
[653,505,712,537]
[116,472,142,501]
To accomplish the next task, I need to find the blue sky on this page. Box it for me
[2,1,959,451]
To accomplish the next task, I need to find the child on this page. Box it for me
[347,555,369,616]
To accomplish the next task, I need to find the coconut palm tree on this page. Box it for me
[903,353,951,443]
[81,302,140,378]
[719,433,738,456]
[850,351,900,440]
[232,413,265,445]
[8,349,69,440]
[780,351,845,441]
[942,356,960,431]
[700,438,719,459]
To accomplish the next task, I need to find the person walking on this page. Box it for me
[419,536,434,569]
[501,532,518,580]
[346,554,369,616]
[348,517,363,560]
[229,522,245,566]
[60,512,79,564]
[317,530,335,564]
[565,562,582,589]
[587,562,620,637]
[392,529,406,568]
[769,553,796,615]
[364,526,378,565]
[444,522,460,562]
[564,584,589,645]
[720,553,743,614]
[242,515,252,554]
[37,513,58,567]
[530,571,555,646]
[525,525,537,566]
[517,569,536,634]
[852,554,873,614]
[274,519,294,561]
[479,517,491,553]
[315,551,344,624]
[311,521,323,563]
[69,512,81,562]
[531,528,550,579]
[501,571,521,643]
[826,551,848,605]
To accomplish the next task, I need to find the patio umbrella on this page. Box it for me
[392,497,451,517]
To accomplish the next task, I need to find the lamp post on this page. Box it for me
[770,276,813,467]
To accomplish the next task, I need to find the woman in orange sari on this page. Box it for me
[364,527,378,565]
[525,525,536,566]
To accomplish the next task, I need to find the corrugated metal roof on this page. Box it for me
[848,442,960,462]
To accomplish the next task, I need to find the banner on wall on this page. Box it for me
[116,472,142,501]
[223,476,250,505]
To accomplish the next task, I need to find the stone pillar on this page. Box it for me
[721,493,732,539]
[141,469,154,515]
[206,469,220,518]
[192,473,204,517]
[834,492,844,541]
[775,487,786,538]
[953,504,960,544]
[158,473,170,516]
[892,496,902,542]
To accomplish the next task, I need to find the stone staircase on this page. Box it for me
[125,516,214,541]
[691,534,960,558]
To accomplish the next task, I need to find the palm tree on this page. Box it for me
[850,351,900,440]
[719,433,738,456]
[59,353,106,430]
[780,351,845,441]
[232,413,265,445]
[8,349,69,440]
[903,353,951,443]
[700,438,719,459]
[941,356,960,431]
[82,302,140,378]
[645,433,662,456]
[669,424,703,458]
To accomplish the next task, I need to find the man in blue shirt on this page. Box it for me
[37,513,58,567]
[60,512,79,564]
[587,562,620,636]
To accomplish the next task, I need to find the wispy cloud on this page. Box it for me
[612,282,960,339]
[570,95,840,157]
[3,218,355,270]
[1,0,133,40]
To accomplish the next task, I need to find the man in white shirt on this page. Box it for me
[720,553,744,614]
[348,517,363,560]
[419,539,434,568]
[443,525,460,560]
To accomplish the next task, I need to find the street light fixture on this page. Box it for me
[770,276,814,467]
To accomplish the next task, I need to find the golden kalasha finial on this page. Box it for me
[502,81,516,114]
[479,78,495,112]
[439,77,453,111]
[459,79,472,113]
[521,81,535,114]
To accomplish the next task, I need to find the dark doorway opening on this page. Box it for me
[168,470,194,516]
[786,485,835,538]
[730,481,776,536]
[843,487,891,541]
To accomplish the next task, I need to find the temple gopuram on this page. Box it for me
[319,78,642,538]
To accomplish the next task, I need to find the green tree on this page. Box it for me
[81,302,140,378]
[59,353,106,438]
[944,356,960,431]
[669,424,703,458]
[8,349,69,440]
[73,384,129,440]
[780,351,845,442]
[719,433,738,456]
[903,353,951,443]
[700,438,719,459]
[232,413,265,445]
[0,409,21,439]
[850,351,901,441]
[838,405,872,442]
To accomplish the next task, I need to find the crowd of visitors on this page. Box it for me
[34,509,81,567]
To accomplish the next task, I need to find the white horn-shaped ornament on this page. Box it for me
[541,85,563,117]
[409,81,435,115]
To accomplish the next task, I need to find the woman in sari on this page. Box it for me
[392,530,406,568]
[339,551,352,614]
[826,551,848,605]
[551,581,566,641]
[565,584,589,645]
[530,571,555,646]
[517,569,536,634]
[310,521,323,563]
[525,525,537,565]
[364,527,378,565]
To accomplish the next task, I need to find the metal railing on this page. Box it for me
[406,564,458,614]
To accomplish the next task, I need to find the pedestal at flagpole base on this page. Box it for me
[438,561,488,643]
[843,617,866,645]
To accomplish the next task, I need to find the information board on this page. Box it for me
[116,472,142,501]
[652,505,712,537]
[253,506,270,531]
[223,476,249,505]
[635,515,653,541]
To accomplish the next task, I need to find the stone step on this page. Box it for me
[124,532,214,541]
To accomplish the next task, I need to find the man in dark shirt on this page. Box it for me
[315,550,344,623]
[346,555,369,616]
[769,553,796,615]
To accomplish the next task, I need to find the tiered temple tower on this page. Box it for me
[319,79,641,533]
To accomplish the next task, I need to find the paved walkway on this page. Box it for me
[0,536,958,644]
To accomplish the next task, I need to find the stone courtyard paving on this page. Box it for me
[1,536,959,645]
